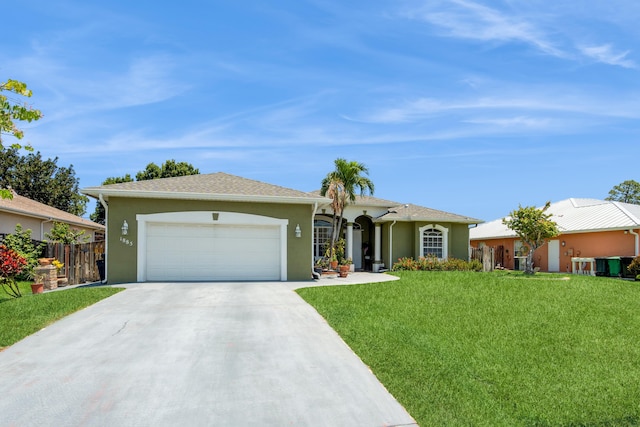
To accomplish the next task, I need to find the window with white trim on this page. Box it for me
[422,228,442,257]
[314,219,332,258]
[419,224,449,259]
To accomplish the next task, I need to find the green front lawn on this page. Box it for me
[0,281,123,349]
[297,271,640,426]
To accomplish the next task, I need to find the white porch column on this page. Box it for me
[346,222,354,262]
[373,223,384,272]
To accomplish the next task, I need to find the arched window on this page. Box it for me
[419,224,449,259]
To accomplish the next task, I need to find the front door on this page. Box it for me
[352,229,362,270]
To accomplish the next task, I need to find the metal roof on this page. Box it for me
[470,198,640,240]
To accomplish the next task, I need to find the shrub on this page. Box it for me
[442,258,469,271]
[0,245,28,298]
[418,254,442,271]
[392,255,483,272]
[627,256,640,277]
[392,257,419,271]
[467,259,483,272]
[2,224,45,280]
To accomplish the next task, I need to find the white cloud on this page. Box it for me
[464,115,551,128]
[404,0,564,57]
[351,88,640,126]
[401,0,637,68]
[580,44,636,68]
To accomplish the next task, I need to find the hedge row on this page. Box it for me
[392,255,483,272]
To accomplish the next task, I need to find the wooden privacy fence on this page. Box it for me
[46,242,105,285]
[470,246,494,272]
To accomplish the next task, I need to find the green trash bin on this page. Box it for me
[607,257,622,277]
[595,258,608,276]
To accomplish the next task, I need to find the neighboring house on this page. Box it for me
[81,172,481,284]
[470,198,640,273]
[0,190,105,242]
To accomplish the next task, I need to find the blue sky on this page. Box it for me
[3,0,639,221]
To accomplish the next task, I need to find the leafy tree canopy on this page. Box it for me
[136,160,199,181]
[502,202,560,274]
[605,180,640,205]
[0,148,88,216]
[89,175,134,224]
[45,221,89,244]
[1,79,43,200]
[0,79,42,146]
[91,160,199,224]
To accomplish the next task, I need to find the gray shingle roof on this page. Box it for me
[0,191,104,230]
[376,203,482,224]
[309,191,402,207]
[82,172,329,204]
[310,190,481,224]
[470,198,640,239]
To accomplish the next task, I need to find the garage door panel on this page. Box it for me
[145,222,281,281]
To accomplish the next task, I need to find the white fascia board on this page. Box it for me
[82,189,329,205]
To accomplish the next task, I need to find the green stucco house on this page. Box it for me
[82,172,481,283]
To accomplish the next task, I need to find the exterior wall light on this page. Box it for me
[121,220,129,235]
[295,224,301,238]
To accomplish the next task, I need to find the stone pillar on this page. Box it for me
[35,265,57,290]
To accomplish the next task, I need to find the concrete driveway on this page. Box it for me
[0,273,417,426]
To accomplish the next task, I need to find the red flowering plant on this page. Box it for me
[0,244,28,298]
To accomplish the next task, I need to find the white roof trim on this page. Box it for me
[82,189,329,205]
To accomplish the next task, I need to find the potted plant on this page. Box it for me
[338,257,352,278]
[329,254,339,270]
[31,272,45,294]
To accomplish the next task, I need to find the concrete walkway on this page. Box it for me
[0,273,416,427]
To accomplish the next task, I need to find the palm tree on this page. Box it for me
[320,158,375,260]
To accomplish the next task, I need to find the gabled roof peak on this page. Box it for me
[82,172,329,205]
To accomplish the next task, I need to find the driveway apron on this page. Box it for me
[0,280,416,426]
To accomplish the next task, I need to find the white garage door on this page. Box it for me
[145,223,281,281]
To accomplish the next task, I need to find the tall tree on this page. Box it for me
[605,180,640,205]
[0,148,88,216]
[136,160,199,181]
[502,202,560,275]
[320,158,374,259]
[1,79,43,199]
[91,160,199,224]
[90,175,134,224]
